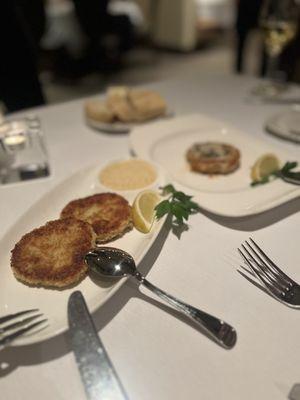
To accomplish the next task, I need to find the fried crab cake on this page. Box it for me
[60,193,133,243]
[11,218,96,288]
[186,142,240,175]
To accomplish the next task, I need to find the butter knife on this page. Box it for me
[68,291,128,400]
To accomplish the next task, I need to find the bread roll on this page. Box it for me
[128,90,167,121]
[85,99,114,123]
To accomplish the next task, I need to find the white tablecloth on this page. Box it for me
[1,73,300,400]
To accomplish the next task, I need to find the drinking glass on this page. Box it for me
[0,115,50,184]
[252,0,299,98]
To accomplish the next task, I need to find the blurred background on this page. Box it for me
[1,0,300,113]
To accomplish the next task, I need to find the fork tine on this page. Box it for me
[249,238,293,283]
[243,242,289,290]
[238,247,268,282]
[239,239,300,308]
[238,248,284,295]
[0,314,43,333]
[0,309,39,325]
[0,318,47,347]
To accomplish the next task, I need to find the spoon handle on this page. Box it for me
[135,273,236,349]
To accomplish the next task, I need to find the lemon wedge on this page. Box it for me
[251,153,281,181]
[132,190,161,233]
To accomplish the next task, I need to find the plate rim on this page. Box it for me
[85,110,175,134]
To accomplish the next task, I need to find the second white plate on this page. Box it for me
[129,113,300,217]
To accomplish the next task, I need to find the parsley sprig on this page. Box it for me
[155,184,200,225]
[251,161,299,187]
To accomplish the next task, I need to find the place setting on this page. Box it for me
[0,145,239,349]
[1,85,300,397]
[2,0,300,397]
[0,106,254,350]
[1,92,300,400]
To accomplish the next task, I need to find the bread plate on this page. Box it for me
[0,161,166,346]
[86,110,174,134]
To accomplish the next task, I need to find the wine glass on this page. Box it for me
[253,0,299,98]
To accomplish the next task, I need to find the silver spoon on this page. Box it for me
[85,247,237,349]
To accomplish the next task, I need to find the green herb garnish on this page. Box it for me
[281,161,298,173]
[251,161,299,187]
[155,184,200,225]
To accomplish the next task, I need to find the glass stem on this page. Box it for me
[266,53,279,82]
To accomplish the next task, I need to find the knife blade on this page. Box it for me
[68,290,128,400]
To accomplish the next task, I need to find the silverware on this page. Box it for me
[0,309,47,350]
[278,171,300,185]
[68,291,128,400]
[289,384,300,400]
[85,247,237,349]
[238,238,300,308]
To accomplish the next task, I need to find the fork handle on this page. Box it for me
[133,272,237,349]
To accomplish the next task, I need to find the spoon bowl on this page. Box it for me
[85,247,137,278]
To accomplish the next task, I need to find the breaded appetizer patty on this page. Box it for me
[60,193,133,243]
[11,218,95,288]
[186,142,240,175]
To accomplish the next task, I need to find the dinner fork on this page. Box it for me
[0,309,47,350]
[238,238,300,308]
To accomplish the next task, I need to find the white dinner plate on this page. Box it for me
[86,110,174,134]
[265,109,300,144]
[129,113,300,217]
[0,161,166,346]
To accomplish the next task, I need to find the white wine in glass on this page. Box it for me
[261,20,297,57]
[253,0,298,97]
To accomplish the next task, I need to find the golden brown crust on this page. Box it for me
[60,193,133,243]
[107,97,136,123]
[11,218,95,288]
[84,99,115,123]
[106,86,136,123]
[186,142,240,174]
[105,87,167,123]
[128,90,167,121]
